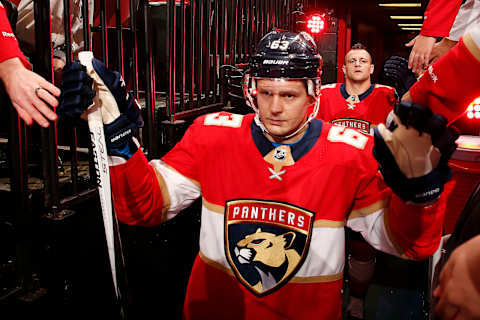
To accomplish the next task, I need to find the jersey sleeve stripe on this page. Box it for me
[348,198,389,220]
[290,271,343,283]
[150,159,201,219]
[199,250,235,276]
[199,250,344,284]
[203,198,225,214]
[383,208,410,260]
[463,32,480,62]
[313,219,344,228]
[153,167,171,215]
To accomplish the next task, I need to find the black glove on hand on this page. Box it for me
[92,58,144,159]
[382,56,417,99]
[57,61,96,122]
[77,54,143,159]
[373,102,460,204]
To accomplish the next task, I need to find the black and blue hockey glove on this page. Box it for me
[381,56,417,99]
[57,61,96,122]
[88,58,144,159]
[373,101,459,204]
[58,57,143,159]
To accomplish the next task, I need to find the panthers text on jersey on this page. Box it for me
[110,112,445,320]
[317,83,396,134]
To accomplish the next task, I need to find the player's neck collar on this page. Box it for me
[340,83,375,101]
[251,118,323,162]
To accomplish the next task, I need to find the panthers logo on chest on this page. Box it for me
[225,199,314,297]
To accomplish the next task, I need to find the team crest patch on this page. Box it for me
[225,199,314,297]
[264,146,295,181]
[346,94,360,110]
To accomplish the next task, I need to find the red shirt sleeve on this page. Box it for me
[421,0,463,37]
[409,34,480,123]
[0,5,30,68]
[110,149,167,226]
[387,193,446,259]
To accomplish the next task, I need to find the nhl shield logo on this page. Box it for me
[224,199,314,297]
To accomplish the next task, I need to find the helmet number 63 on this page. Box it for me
[270,40,289,50]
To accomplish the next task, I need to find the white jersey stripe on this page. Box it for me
[346,208,403,258]
[200,204,347,279]
[150,159,201,220]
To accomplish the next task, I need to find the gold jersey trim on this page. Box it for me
[199,250,235,276]
[464,32,480,62]
[313,219,345,228]
[203,198,224,214]
[383,208,410,259]
[153,167,171,219]
[348,198,389,220]
[290,271,344,283]
[199,251,344,283]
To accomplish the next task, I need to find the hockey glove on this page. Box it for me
[57,61,96,123]
[382,56,417,99]
[373,101,459,204]
[81,56,144,159]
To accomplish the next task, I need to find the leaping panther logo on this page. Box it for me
[234,228,300,294]
[225,199,314,297]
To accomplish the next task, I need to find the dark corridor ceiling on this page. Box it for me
[306,0,428,34]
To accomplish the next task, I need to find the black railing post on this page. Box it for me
[143,0,157,158]
[8,101,32,297]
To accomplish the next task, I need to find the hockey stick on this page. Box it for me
[78,51,127,318]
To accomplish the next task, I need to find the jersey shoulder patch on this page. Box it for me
[321,83,338,90]
[326,125,370,150]
[201,112,245,128]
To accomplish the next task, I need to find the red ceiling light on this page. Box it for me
[306,14,326,34]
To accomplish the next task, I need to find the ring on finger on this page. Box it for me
[35,87,42,97]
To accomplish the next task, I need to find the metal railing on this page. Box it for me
[0,0,295,309]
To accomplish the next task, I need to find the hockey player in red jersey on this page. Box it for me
[58,30,458,320]
[317,43,397,319]
[317,43,397,135]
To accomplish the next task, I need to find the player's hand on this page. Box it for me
[382,56,417,99]
[57,61,96,123]
[434,235,480,319]
[0,57,60,127]
[430,38,458,65]
[401,91,412,102]
[406,34,437,75]
[373,102,459,204]
[78,53,143,159]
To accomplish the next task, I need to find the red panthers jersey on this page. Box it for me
[110,112,445,320]
[317,83,397,134]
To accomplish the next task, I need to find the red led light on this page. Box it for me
[307,14,326,34]
[466,97,480,121]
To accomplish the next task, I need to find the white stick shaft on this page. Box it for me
[79,51,119,299]
[87,106,119,298]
